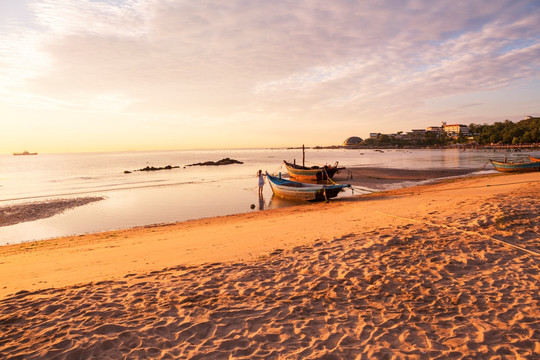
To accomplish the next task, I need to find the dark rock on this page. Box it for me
[186,158,243,166]
[135,165,180,172]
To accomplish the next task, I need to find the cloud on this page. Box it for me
[29,0,148,37]
[0,0,539,140]
[254,60,366,94]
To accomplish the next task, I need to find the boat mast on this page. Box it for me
[302,144,305,167]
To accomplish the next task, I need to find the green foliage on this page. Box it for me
[472,117,539,145]
[357,117,539,147]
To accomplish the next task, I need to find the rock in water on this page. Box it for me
[187,158,243,166]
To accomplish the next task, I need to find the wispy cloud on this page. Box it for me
[29,0,148,37]
[254,61,365,94]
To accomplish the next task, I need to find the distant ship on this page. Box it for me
[13,150,38,156]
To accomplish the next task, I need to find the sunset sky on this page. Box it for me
[1,0,539,153]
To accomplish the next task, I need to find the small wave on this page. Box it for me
[0,180,201,203]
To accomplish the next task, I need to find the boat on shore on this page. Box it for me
[283,160,344,181]
[13,150,38,156]
[490,159,540,173]
[528,155,540,162]
[266,172,350,202]
[283,144,345,181]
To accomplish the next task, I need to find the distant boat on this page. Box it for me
[528,155,540,162]
[266,172,350,201]
[283,160,344,181]
[490,159,540,173]
[13,150,38,156]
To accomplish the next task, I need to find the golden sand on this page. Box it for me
[0,172,538,359]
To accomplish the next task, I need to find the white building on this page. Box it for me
[443,123,469,136]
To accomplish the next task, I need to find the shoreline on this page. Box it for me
[0,166,490,231]
[0,171,537,296]
[1,172,538,358]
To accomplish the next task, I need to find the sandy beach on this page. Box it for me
[0,172,538,359]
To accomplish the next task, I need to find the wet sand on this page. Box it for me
[0,197,104,227]
[0,172,538,359]
[334,166,485,189]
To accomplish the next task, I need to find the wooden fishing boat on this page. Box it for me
[528,155,540,162]
[490,159,540,173]
[283,160,344,181]
[266,172,350,201]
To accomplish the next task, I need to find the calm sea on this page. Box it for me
[0,148,520,245]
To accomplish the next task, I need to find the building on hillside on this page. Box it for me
[426,126,443,133]
[442,123,469,136]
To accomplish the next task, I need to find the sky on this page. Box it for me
[0,0,539,153]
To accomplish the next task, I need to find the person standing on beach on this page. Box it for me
[257,170,265,196]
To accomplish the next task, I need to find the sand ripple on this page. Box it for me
[1,183,539,359]
[1,223,539,359]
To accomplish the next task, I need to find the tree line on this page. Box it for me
[469,117,539,145]
[358,117,539,147]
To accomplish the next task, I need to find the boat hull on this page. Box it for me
[490,160,540,173]
[283,161,342,181]
[528,155,540,163]
[266,173,350,201]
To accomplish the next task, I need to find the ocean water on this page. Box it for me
[0,148,522,245]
